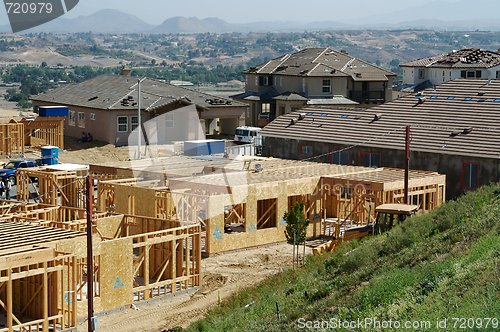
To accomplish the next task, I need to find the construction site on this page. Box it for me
[0,140,446,331]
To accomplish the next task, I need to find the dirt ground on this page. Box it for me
[76,244,311,332]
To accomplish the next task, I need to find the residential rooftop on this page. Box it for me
[243,47,395,81]
[30,75,247,111]
[401,48,500,69]
[260,78,500,158]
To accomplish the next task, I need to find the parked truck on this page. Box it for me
[0,160,37,185]
[234,126,262,144]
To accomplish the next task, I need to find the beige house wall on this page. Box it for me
[32,100,246,144]
[307,77,347,97]
[245,74,259,92]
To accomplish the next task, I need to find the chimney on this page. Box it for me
[340,50,348,54]
[120,66,131,76]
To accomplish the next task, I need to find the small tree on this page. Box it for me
[283,201,309,244]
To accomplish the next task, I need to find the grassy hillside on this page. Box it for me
[183,184,500,331]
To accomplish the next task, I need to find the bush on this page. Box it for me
[283,202,309,244]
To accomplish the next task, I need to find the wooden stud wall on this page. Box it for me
[131,224,201,302]
[0,248,77,332]
[17,167,88,208]
[0,202,200,319]
[0,123,24,156]
[21,116,64,150]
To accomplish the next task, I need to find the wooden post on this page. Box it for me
[404,125,410,204]
[144,244,150,300]
[43,261,48,332]
[7,269,12,331]
[86,175,94,331]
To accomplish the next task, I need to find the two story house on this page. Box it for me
[395,48,500,97]
[232,48,396,127]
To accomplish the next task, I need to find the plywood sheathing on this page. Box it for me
[91,157,445,255]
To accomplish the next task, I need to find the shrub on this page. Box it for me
[283,202,309,244]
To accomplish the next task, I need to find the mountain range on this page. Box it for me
[1,0,500,34]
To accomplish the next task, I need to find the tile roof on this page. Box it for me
[30,75,247,111]
[243,48,395,81]
[307,96,358,105]
[260,78,500,158]
[401,48,500,69]
[273,92,309,101]
[231,87,280,101]
[393,80,434,93]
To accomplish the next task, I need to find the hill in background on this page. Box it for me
[3,0,500,34]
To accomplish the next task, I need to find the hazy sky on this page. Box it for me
[56,0,457,24]
[0,0,467,28]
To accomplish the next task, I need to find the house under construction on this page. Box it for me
[4,155,445,331]
[90,156,446,255]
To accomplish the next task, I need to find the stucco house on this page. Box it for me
[30,69,248,145]
[232,47,396,127]
[259,78,500,199]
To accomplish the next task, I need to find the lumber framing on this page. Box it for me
[17,166,89,208]
[0,199,201,319]
[0,222,80,332]
[93,157,446,256]
[0,116,64,156]
[20,116,64,150]
[0,122,23,156]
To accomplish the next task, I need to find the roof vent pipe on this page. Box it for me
[120,66,131,76]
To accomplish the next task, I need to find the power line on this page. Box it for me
[262,125,407,170]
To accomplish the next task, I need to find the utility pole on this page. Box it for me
[86,175,95,331]
[404,125,410,204]
[137,79,141,160]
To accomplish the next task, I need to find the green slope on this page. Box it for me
[184,184,500,332]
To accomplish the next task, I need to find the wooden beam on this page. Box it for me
[43,261,48,332]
